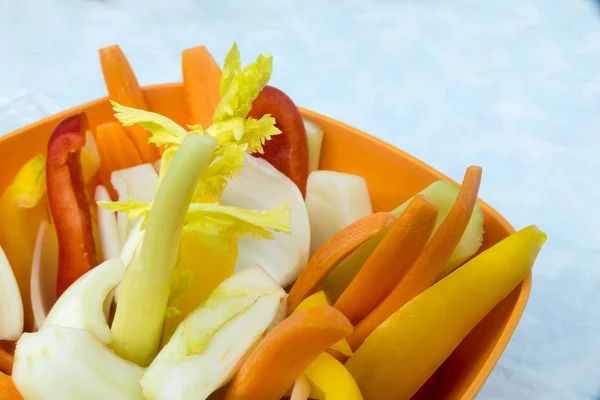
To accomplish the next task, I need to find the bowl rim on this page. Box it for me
[0,82,532,399]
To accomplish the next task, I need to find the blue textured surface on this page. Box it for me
[1,1,598,398]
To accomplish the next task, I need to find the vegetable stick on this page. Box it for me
[0,347,12,375]
[0,375,23,400]
[347,166,482,349]
[99,45,159,163]
[225,306,353,400]
[95,122,144,197]
[182,46,222,128]
[287,212,397,313]
[334,195,438,324]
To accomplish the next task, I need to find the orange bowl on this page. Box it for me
[0,83,530,399]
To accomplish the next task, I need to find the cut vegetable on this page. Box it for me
[30,221,59,330]
[392,180,485,278]
[305,353,363,400]
[346,225,546,400]
[13,326,145,400]
[0,348,13,375]
[111,164,158,244]
[221,154,310,287]
[348,166,483,349]
[96,186,121,261]
[0,375,23,400]
[290,374,311,400]
[142,266,286,400]
[249,85,309,195]
[95,121,144,198]
[110,134,217,367]
[99,45,159,163]
[81,131,101,184]
[0,154,48,331]
[182,45,222,128]
[46,113,98,297]
[305,171,372,255]
[0,245,23,341]
[304,118,324,173]
[287,212,396,312]
[334,195,438,324]
[225,306,353,400]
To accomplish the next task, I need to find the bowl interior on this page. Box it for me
[0,84,530,399]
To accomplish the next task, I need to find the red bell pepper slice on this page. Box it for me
[46,113,97,297]
[249,85,309,196]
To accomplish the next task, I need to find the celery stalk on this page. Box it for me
[110,134,217,366]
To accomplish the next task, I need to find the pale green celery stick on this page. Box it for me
[111,134,217,367]
[321,180,484,302]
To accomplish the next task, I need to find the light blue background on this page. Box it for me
[1,1,598,398]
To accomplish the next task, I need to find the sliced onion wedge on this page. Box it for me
[111,164,158,244]
[221,155,310,287]
[305,171,372,254]
[141,266,286,400]
[96,185,122,261]
[30,221,58,330]
[303,118,324,173]
[0,244,24,340]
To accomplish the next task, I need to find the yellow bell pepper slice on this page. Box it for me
[345,225,546,400]
[294,291,353,356]
[305,353,363,400]
[0,155,49,331]
[162,234,238,342]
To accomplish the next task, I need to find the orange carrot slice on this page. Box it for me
[0,347,13,375]
[0,375,22,400]
[99,45,159,163]
[347,166,482,350]
[225,306,353,400]
[95,121,144,197]
[287,212,397,313]
[334,195,438,324]
[182,46,222,128]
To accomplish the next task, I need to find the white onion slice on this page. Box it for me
[0,244,24,340]
[303,118,324,173]
[30,221,58,331]
[111,164,158,244]
[305,171,372,255]
[290,374,311,400]
[221,155,310,287]
[96,185,122,261]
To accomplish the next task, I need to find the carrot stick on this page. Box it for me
[182,46,222,128]
[0,375,23,400]
[225,306,353,400]
[334,195,438,324]
[347,166,482,350]
[99,45,159,163]
[0,347,13,375]
[95,122,144,198]
[287,212,397,313]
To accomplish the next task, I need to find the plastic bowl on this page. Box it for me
[0,83,530,399]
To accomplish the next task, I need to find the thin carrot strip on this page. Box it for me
[334,195,438,324]
[225,306,353,400]
[0,375,23,400]
[99,45,159,163]
[182,46,222,128]
[0,347,13,375]
[347,166,482,350]
[95,121,144,197]
[287,212,397,313]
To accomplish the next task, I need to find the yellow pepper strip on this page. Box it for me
[345,225,546,400]
[305,353,363,400]
[161,234,238,342]
[0,155,49,331]
[294,291,353,357]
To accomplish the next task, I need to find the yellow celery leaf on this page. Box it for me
[208,115,281,155]
[98,197,149,221]
[111,101,188,147]
[193,143,248,200]
[0,154,50,331]
[220,42,241,96]
[213,51,273,122]
[162,234,237,342]
[186,201,291,241]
